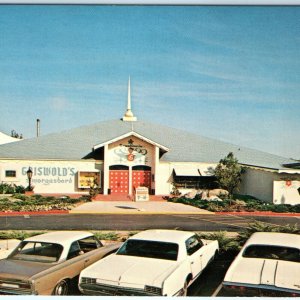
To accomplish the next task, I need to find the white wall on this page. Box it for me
[0,159,102,194]
[239,167,276,203]
[240,167,300,204]
[155,163,173,195]
[273,180,300,205]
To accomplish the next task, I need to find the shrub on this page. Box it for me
[291,204,300,213]
[0,183,15,194]
[93,232,119,241]
[13,194,28,201]
[198,231,240,254]
[237,221,300,246]
[269,204,290,213]
[0,231,45,240]
[15,185,26,194]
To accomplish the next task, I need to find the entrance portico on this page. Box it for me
[94,132,168,196]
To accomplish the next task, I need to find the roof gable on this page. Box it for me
[93,131,169,152]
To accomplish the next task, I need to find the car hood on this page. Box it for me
[224,258,300,291]
[0,259,53,281]
[82,254,178,287]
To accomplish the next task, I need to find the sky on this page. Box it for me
[0,5,299,159]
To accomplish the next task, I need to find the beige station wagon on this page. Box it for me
[0,231,121,295]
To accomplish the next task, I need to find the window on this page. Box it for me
[117,239,179,261]
[5,170,16,177]
[185,235,203,256]
[243,245,300,263]
[78,236,102,253]
[67,241,82,259]
[173,175,217,190]
[67,236,102,260]
[10,241,63,263]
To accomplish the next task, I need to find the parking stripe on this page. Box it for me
[211,283,223,297]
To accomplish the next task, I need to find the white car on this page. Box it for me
[222,232,300,297]
[79,229,219,296]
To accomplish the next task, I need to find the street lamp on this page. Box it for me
[26,167,33,191]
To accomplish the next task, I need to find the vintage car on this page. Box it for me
[79,229,219,296]
[0,239,20,260]
[222,232,300,297]
[0,231,121,295]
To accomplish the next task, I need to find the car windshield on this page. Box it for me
[116,239,179,261]
[243,245,300,263]
[10,241,63,263]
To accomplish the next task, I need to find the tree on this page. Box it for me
[214,152,242,198]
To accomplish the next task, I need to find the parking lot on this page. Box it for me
[0,205,299,296]
[67,251,235,296]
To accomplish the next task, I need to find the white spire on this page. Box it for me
[127,76,132,111]
[122,76,137,122]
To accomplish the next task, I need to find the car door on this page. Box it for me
[77,236,103,268]
[185,235,203,279]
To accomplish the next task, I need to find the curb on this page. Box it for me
[1,210,299,217]
[69,210,214,215]
[0,210,69,216]
[216,212,300,217]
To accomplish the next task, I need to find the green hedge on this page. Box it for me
[168,195,300,213]
[0,194,90,212]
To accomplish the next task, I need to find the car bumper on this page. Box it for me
[222,283,300,297]
[0,288,35,295]
[79,283,162,296]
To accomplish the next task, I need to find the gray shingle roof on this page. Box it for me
[0,119,295,170]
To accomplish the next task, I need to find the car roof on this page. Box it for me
[128,229,194,244]
[246,232,300,248]
[24,231,93,245]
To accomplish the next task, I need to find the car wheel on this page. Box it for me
[179,279,188,296]
[53,279,69,295]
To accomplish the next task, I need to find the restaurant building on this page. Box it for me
[0,80,300,204]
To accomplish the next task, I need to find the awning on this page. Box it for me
[173,166,200,177]
[198,166,214,176]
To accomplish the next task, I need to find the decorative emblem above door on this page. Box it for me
[113,139,149,164]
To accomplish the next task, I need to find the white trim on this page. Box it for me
[93,131,169,152]
[278,169,300,174]
[240,164,278,173]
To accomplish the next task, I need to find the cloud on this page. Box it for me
[48,96,71,112]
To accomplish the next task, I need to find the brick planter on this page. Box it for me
[25,191,34,196]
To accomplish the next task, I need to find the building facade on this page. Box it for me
[0,81,300,204]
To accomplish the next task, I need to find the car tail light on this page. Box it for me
[18,283,31,289]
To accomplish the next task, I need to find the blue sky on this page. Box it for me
[0,5,299,159]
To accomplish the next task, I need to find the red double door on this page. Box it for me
[109,169,151,195]
[132,170,151,193]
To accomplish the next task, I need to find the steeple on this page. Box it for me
[122,76,137,122]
